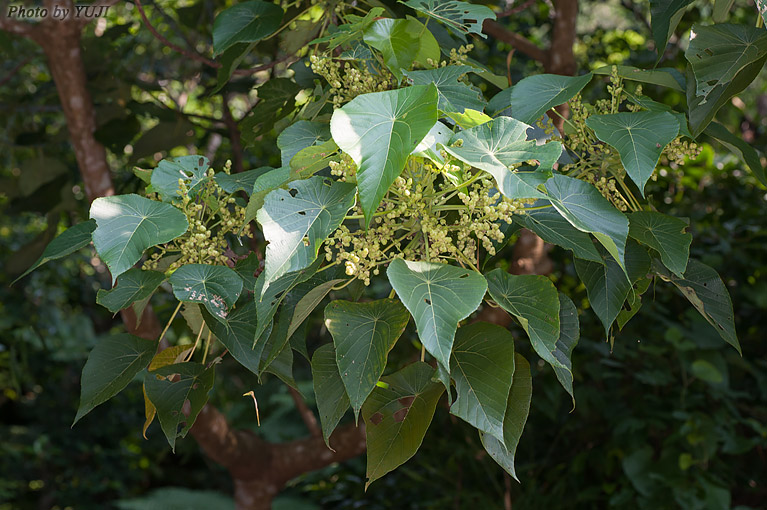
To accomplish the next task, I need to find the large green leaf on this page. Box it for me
[686,54,767,137]
[277,120,331,167]
[201,302,260,375]
[650,0,694,61]
[96,268,165,313]
[144,362,215,451]
[480,353,531,482]
[654,259,740,354]
[515,207,601,263]
[412,121,453,165]
[289,139,339,181]
[485,269,563,370]
[13,219,96,284]
[450,322,516,444]
[257,177,356,293]
[575,241,651,335]
[311,343,350,447]
[363,18,439,80]
[287,278,345,339]
[488,73,593,123]
[90,194,189,282]
[244,166,291,224]
[629,211,691,277]
[386,259,487,386]
[74,334,156,425]
[401,0,496,39]
[362,362,444,488]
[150,156,209,202]
[685,24,767,104]
[214,167,271,194]
[404,65,485,114]
[330,86,438,226]
[592,65,686,91]
[586,112,679,196]
[704,122,767,187]
[325,298,410,421]
[168,264,243,321]
[544,174,629,269]
[628,94,692,138]
[442,117,562,200]
[552,294,579,404]
[212,0,284,55]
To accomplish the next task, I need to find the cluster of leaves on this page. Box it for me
[16,0,764,490]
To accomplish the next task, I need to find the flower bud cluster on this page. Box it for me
[310,55,391,108]
[328,152,358,182]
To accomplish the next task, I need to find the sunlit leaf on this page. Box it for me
[168,264,243,321]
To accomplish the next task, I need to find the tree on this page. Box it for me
[3,1,766,509]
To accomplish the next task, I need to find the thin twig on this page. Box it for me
[0,56,32,88]
[288,387,321,437]
[497,0,538,18]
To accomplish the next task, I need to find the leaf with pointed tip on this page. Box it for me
[151,156,209,202]
[144,362,215,451]
[330,86,438,226]
[311,343,350,447]
[257,177,356,293]
[629,94,692,138]
[650,0,694,61]
[401,0,496,39]
[13,219,96,284]
[485,269,563,371]
[277,120,331,167]
[289,139,339,181]
[552,294,579,404]
[587,112,679,196]
[629,211,691,277]
[201,302,260,375]
[287,278,346,338]
[363,18,439,80]
[442,117,562,200]
[446,108,493,129]
[704,122,767,187]
[90,194,189,283]
[386,259,487,388]
[480,353,531,482]
[169,264,243,322]
[362,362,444,488]
[685,23,767,104]
[654,259,740,354]
[515,206,601,263]
[450,322,516,444]
[488,73,592,123]
[404,65,485,114]
[96,268,165,313]
[575,241,651,336]
[74,334,156,425]
[592,65,686,91]
[544,174,629,270]
[212,0,283,55]
[325,299,410,421]
[214,167,271,193]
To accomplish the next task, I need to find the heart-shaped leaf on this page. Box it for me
[587,112,679,196]
[74,334,156,425]
[401,0,496,39]
[330,85,439,226]
[212,0,284,55]
[257,176,356,293]
[311,343,350,447]
[485,269,563,371]
[404,65,485,114]
[480,353,531,482]
[629,211,691,277]
[151,156,209,202]
[13,219,96,284]
[386,259,487,387]
[544,174,629,270]
[362,362,444,488]
[325,298,410,421]
[144,362,215,451]
[90,194,189,283]
[363,18,439,80]
[169,264,243,321]
[96,268,165,313]
[450,322,516,444]
[488,73,592,122]
[442,117,562,200]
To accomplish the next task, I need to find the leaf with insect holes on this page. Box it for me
[90,194,189,283]
[151,156,209,203]
[362,362,444,488]
[401,0,496,39]
[169,264,243,322]
[257,177,355,294]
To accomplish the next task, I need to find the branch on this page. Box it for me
[288,387,321,438]
[497,0,538,18]
[482,19,547,64]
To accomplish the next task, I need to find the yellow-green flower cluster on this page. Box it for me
[309,55,391,107]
